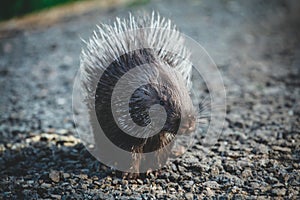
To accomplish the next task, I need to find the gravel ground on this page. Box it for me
[1,0,300,199]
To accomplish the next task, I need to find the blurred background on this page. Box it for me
[0,0,80,21]
[0,0,150,21]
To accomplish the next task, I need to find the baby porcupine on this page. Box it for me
[79,12,196,176]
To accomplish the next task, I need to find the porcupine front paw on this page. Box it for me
[122,172,139,179]
[122,163,140,179]
[122,147,142,179]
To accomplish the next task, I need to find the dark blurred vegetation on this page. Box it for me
[0,0,81,21]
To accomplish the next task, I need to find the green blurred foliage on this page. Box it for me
[0,0,81,21]
[127,0,150,7]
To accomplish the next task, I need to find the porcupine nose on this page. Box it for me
[179,114,196,134]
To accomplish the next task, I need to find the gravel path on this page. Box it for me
[1,0,299,199]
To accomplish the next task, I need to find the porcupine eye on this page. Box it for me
[159,100,165,106]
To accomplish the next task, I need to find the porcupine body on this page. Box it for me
[79,12,196,175]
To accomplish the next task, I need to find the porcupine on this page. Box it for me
[79,12,197,176]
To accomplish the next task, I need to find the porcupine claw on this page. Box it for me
[122,172,139,179]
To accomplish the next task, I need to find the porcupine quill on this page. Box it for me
[79,12,199,176]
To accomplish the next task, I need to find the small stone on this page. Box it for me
[137,179,143,185]
[143,178,150,184]
[188,180,194,185]
[76,174,88,179]
[266,176,279,184]
[131,184,138,190]
[273,183,284,187]
[261,185,271,193]
[287,188,299,198]
[94,181,102,186]
[112,179,119,185]
[49,170,60,183]
[169,173,179,182]
[241,168,252,178]
[168,194,177,199]
[184,192,194,200]
[129,179,137,184]
[272,188,286,196]
[236,160,251,168]
[106,176,112,182]
[41,183,52,188]
[81,184,88,190]
[122,180,128,185]
[272,146,291,153]
[210,165,219,176]
[0,144,6,152]
[69,179,77,185]
[61,182,69,187]
[223,162,236,173]
[171,164,177,171]
[250,182,260,189]
[168,187,176,193]
[124,189,132,195]
[178,165,186,173]
[63,173,70,179]
[50,194,62,199]
[203,181,220,189]
[183,182,192,191]
[100,183,106,189]
[206,187,214,196]
[231,186,241,193]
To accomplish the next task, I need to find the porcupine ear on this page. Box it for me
[79,11,193,111]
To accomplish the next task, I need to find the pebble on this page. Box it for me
[76,174,88,180]
[241,168,252,179]
[112,179,119,185]
[49,170,60,183]
[184,192,194,200]
[41,183,52,188]
[93,181,102,187]
[272,188,286,196]
[205,187,214,197]
[203,181,220,189]
[272,146,291,153]
[137,179,143,184]
[171,164,177,171]
[63,173,70,179]
[50,194,62,199]
[122,180,128,185]
[210,165,219,176]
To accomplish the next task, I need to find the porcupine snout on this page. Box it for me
[179,114,196,135]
